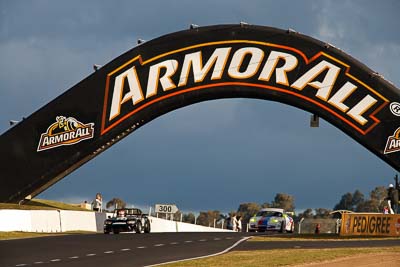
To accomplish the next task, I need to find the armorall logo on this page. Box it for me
[37,116,94,152]
[384,127,400,154]
[101,41,389,136]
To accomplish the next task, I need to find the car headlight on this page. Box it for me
[250,217,257,223]
[271,219,279,223]
[127,220,136,224]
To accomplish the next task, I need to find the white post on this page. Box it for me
[180,213,183,222]
[194,216,197,225]
[213,219,216,228]
[298,218,305,234]
[246,223,249,232]
[149,207,152,216]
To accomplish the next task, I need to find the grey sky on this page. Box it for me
[1,0,399,212]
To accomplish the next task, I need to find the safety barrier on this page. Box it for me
[0,209,232,233]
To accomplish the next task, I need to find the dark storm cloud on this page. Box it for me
[0,0,399,211]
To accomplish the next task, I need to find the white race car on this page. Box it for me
[249,208,294,233]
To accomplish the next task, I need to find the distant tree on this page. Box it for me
[370,186,387,202]
[333,192,353,211]
[237,202,261,223]
[352,190,365,210]
[333,186,387,212]
[314,208,332,218]
[356,200,378,212]
[297,208,313,219]
[106,198,126,209]
[369,186,388,212]
[261,202,272,208]
[182,213,195,224]
[271,193,295,211]
[196,210,221,227]
[173,211,182,221]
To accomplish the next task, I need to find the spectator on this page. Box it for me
[383,205,389,214]
[92,193,102,212]
[236,215,242,232]
[315,223,321,234]
[385,184,398,214]
[231,214,238,231]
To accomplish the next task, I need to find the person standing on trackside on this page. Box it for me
[236,215,242,232]
[92,193,102,212]
[395,174,400,213]
[385,184,398,214]
[231,213,238,231]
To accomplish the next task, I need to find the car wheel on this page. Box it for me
[279,222,286,233]
[289,223,294,233]
[135,221,142,234]
[144,220,151,233]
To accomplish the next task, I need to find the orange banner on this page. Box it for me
[340,213,400,236]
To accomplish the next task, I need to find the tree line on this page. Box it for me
[103,185,389,227]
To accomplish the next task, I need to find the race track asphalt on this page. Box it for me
[1,232,399,267]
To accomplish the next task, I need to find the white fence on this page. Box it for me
[0,209,232,233]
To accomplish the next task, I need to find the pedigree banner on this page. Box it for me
[341,213,400,236]
[1,24,400,203]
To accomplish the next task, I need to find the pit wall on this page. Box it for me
[340,213,400,236]
[0,210,232,233]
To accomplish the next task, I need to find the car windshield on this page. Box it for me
[114,209,141,217]
[256,211,282,217]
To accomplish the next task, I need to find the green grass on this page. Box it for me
[0,199,90,211]
[0,231,95,240]
[250,234,399,241]
[165,247,400,267]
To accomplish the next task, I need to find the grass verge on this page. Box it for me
[0,199,89,211]
[250,234,400,241]
[164,247,400,267]
[0,231,95,240]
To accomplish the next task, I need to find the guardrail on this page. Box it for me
[0,209,233,233]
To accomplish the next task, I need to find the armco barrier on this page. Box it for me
[340,213,400,236]
[0,210,233,233]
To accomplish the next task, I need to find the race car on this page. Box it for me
[248,208,294,233]
[104,208,151,234]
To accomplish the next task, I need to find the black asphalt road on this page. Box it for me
[1,233,400,267]
[0,232,247,267]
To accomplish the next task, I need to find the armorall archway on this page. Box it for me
[1,24,400,203]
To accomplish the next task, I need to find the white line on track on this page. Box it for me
[33,262,44,264]
[225,237,233,239]
[104,251,114,254]
[69,256,79,259]
[144,236,252,267]
[214,238,221,240]
[170,242,179,245]
[154,244,164,247]
[86,254,96,257]
[15,264,27,266]
[50,259,61,262]
[121,248,131,251]
[184,240,193,243]
[137,246,147,249]
[198,239,207,242]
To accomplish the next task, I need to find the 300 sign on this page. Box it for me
[155,204,178,214]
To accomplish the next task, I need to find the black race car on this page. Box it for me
[104,208,151,234]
